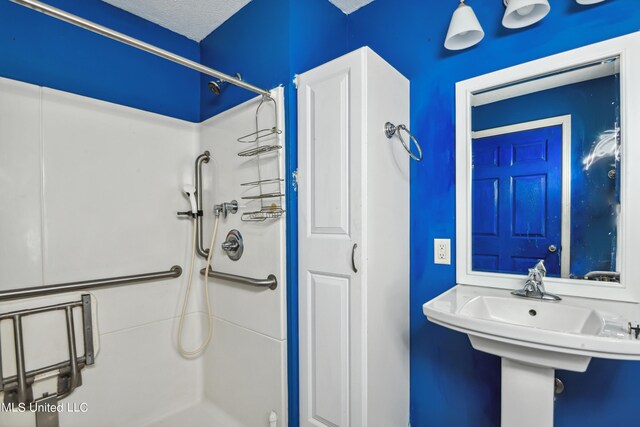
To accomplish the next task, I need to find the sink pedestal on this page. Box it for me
[424,285,640,427]
[501,358,554,427]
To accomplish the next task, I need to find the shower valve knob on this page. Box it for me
[222,241,240,251]
[222,230,243,261]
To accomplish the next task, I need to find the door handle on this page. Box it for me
[351,243,358,273]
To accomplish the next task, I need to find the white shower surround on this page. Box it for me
[0,77,287,427]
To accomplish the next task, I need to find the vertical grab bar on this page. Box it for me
[13,315,29,403]
[0,326,4,394]
[81,295,94,365]
[195,151,211,258]
[64,307,79,391]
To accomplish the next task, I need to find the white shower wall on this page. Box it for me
[0,77,287,427]
[197,87,288,427]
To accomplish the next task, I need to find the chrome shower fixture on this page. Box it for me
[221,229,244,261]
[214,200,238,218]
[208,73,242,95]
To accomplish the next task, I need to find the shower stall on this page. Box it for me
[0,2,288,426]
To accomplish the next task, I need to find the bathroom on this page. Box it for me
[0,0,639,426]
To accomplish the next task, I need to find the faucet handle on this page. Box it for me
[513,260,561,301]
[534,260,547,278]
[527,267,540,283]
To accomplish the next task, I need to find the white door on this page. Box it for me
[298,52,364,427]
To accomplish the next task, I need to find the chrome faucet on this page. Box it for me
[511,260,561,301]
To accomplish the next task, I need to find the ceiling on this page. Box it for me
[102,0,375,42]
[328,0,374,14]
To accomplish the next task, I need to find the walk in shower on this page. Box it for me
[0,1,288,426]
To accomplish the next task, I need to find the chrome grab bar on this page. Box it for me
[0,265,182,301]
[200,267,277,290]
[195,151,211,259]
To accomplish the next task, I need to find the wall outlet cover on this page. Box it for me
[434,238,451,265]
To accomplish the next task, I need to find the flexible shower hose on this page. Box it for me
[177,215,219,358]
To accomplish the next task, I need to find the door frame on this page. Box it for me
[472,115,572,278]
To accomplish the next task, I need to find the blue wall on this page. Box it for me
[198,0,290,121]
[346,0,640,426]
[0,0,200,121]
[198,0,348,121]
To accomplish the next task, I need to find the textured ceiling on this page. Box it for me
[102,0,251,41]
[327,0,374,14]
[102,0,374,42]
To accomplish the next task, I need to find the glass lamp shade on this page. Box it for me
[576,0,606,4]
[444,1,485,51]
[502,0,550,29]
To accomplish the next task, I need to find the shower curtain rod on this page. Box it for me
[10,0,272,98]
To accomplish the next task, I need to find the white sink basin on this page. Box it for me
[460,295,604,335]
[424,285,640,370]
[424,285,640,427]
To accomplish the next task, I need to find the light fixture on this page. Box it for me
[502,0,550,29]
[444,0,485,51]
[576,0,606,4]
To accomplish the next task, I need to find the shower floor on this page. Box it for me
[143,400,245,427]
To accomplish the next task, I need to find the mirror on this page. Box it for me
[469,59,620,282]
[456,34,640,302]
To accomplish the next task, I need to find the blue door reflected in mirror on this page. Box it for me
[472,125,563,276]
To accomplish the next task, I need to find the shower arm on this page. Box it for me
[195,151,210,258]
[10,0,271,98]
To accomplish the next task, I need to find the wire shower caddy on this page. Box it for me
[238,94,285,222]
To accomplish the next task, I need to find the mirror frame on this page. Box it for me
[455,32,640,302]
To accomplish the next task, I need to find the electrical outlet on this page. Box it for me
[434,238,451,265]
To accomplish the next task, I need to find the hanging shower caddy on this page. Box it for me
[238,95,286,222]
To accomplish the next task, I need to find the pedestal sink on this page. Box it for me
[423,285,640,427]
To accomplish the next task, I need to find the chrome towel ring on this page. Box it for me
[384,122,423,161]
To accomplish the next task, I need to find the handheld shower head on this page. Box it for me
[183,184,198,215]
